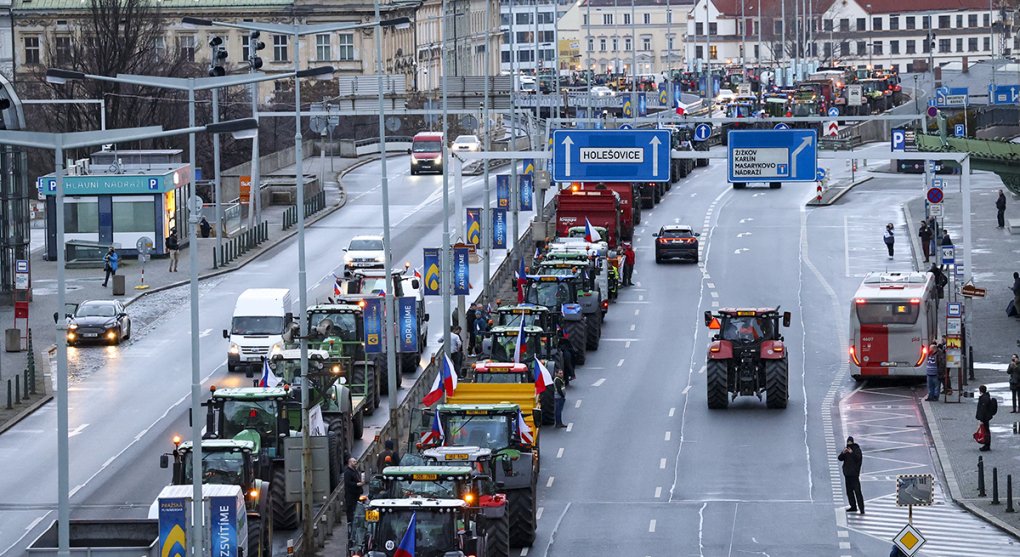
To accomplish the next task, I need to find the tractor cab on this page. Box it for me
[492,304,556,331]
[372,466,477,500]
[204,387,294,459]
[706,308,790,345]
[352,499,484,557]
[307,303,364,354]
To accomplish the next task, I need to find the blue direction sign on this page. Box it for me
[727,129,818,183]
[774,123,791,130]
[935,87,968,107]
[816,168,827,181]
[553,129,672,183]
[954,124,965,138]
[618,124,633,130]
[693,123,712,142]
[827,107,840,117]
[989,84,1020,105]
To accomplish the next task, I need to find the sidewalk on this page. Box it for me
[0,154,377,433]
[903,171,1020,537]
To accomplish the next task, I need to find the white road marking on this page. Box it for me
[706,282,715,289]
[711,301,719,308]
[575,399,582,408]
[630,324,636,331]
[654,486,662,498]
[649,519,656,533]
[536,507,544,520]
[24,517,44,532]
[659,458,667,469]
[739,217,754,223]
[566,423,573,432]
[69,484,85,498]
[556,447,564,458]
[68,424,90,437]
[690,193,697,197]
[199,328,213,337]
[592,378,606,387]
[634,309,640,316]
[669,407,676,417]
[665,431,671,441]
[697,365,707,374]
[682,385,692,395]
[843,214,851,278]
[737,232,753,238]
[520,548,529,557]
[638,295,644,301]
[547,476,555,487]
[734,248,750,254]
[710,291,719,298]
[617,359,625,367]
[625,341,632,349]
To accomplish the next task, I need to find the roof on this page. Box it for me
[852,0,991,14]
[582,0,695,7]
[661,224,695,232]
[495,303,548,313]
[438,403,521,413]
[211,387,289,399]
[382,466,474,478]
[14,0,292,10]
[272,348,329,360]
[423,446,492,461]
[708,0,833,16]
[369,498,468,510]
[307,303,362,312]
[179,439,255,452]
[854,272,932,299]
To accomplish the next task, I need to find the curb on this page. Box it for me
[806,176,873,206]
[0,347,54,435]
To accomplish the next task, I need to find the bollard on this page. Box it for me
[29,365,35,395]
[213,247,218,269]
[978,456,987,496]
[14,374,20,404]
[6,379,11,409]
[22,370,29,400]
[992,467,1001,505]
[1008,475,1016,513]
[969,346,975,381]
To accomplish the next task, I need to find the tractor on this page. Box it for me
[466,360,556,426]
[349,498,494,557]
[703,308,791,409]
[159,438,272,557]
[306,301,380,418]
[523,274,601,359]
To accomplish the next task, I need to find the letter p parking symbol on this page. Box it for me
[891,130,906,152]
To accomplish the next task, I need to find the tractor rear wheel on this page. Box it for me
[584,314,600,351]
[706,360,729,409]
[271,465,300,530]
[765,357,789,409]
[563,321,586,365]
[373,355,390,396]
[507,486,536,547]
[352,362,379,414]
[352,410,364,440]
[327,414,352,464]
[485,511,511,557]
[400,352,418,375]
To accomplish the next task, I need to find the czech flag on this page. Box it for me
[514,257,527,303]
[259,358,281,388]
[333,281,341,297]
[393,512,416,557]
[533,358,553,395]
[675,100,686,116]
[584,218,602,243]
[414,266,422,281]
[517,410,534,445]
[422,353,459,406]
[420,409,444,445]
[513,318,526,364]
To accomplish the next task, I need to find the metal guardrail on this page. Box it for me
[213,221,268,269]
[283,191,327,231]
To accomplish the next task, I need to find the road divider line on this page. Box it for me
[682,385,692,395]
[630,324,636,331]
[706,282,715,289]
[649,519,656,533]
[617,359,625,367]
[638,295,644,301]
[24,516,44,532]
[634,309,640,316]
[520,548,529,556]
[665,431,671,441]
[566,423,573,432]
[625,341,632,349]
[536,507,544,520]
[669,407,676,417]
[547,477,555,488]
[655,486,662,498]
[659,458,667,469]
[592,378,606,387]
[69,484,84,498]
[557,447,564,458]
[575,399,582,408]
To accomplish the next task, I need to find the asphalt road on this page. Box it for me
[528,156,1018,556]
[0,155,534,556]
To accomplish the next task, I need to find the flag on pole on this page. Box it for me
[420,409,444,445]
[533,358,553,395]
[514,257,527,303]
[422,353,459,406]
[584,218,602,243]
[333,281,341,297]
[517,410,534,444]
[513,318,526,364]
[259,358,281,388]
[392,512,416,557]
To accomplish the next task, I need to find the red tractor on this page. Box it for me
[704,308,791,409]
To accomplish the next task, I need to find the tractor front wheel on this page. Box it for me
[485,511,511,557]
[765,357,789,409]
[563,321,586,365]
[507,486,536,547]
[706,360,729,409]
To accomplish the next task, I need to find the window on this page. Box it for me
[112,198,156,234]
[516,13,532,25]
[889,16,899,30]
[315,34,330,61]
[939,38,950,52]
[599,38,606,51]
[856,18,866,31]
[501,50,510,63]
[873,41,883,55]
[956,15,963,27]
[624,38,631,51]
[857,40,866,55]
[612,38,618,51]
[984,14,990,26]
[642,37,651,51]
[517,32,532,43]
[273,35,288,61]
[969,37,978,52]
[587,38,594,51]
[153,36,166,59]
[23,37,39,65]
[938,15,950,28]
[503,31,511,43]
[176,35,196,62]
[823,20,832,32]
[709,45,717,59]
[623,13,630,25]
[603,14,613,25]
[518,50,533,62]
[583,14,588,26]
[54,36,72,65]
[969,14,978,27]
[839,19,849,32]
[337,33,354,60]
[906,40,915,54]
[872,17,882,31]
[643,13,650,25]
[923,38,931,53]
[956,38,963,52]
[774,20,783,35]
[840,41,850,56]
[501,14,510,26]
[984,37,991,51]
[695,45,703,59]
[824,42,832,58]
[905,16,915,30]
[709,22,717,34]
[538,11,553,24]
[696,22,703,35]
[922,15,930,27]
[539,31,555,42]
[64,200,98,234]
[890,40,899,54]
[667,10,672,24]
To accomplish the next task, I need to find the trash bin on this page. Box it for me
[5,329,21,352]
[112,274,126,296]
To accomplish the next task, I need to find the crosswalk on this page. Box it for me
[846,492,1019,556]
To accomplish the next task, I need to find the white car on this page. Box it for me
[344,235,387,270]
[451,135,482,152]
[591,86,615,97]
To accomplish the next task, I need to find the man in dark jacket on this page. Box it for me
[343,457,365,524]
[997,190,1007,228]
[553,370,567,428]
[837,436,865,514]
[940,230,953,246]
[918,221,933,263]
[976,385,995,452]
[376,439,400,470]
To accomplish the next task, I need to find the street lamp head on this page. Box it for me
[296,65,335,80]
[45,68,86,85]
[206,118,259,140]
[182,16,213,26]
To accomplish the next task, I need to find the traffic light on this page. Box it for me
[926,31,936,52]
[248,31,265,70]
[208,36,228,77]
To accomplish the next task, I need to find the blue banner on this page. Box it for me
[423,248,441,296]
[523,159,535,175]
[492,208,507,249]
[673,83,682,107]
[519,175,533,211]
[496,174,510,209]
[364,297,384,354]
[210,496,239,557]
[622,94,633,117]
[397,296,418,353]
[466,208,481,247]
[453,246,470,295]
[158,497,188,557]
[638,92,647,116]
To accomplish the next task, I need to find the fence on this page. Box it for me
[212,221,269,269]
[4,329,39,410]
[282,191,327,231]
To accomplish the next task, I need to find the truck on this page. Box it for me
[224,288,296,374]
[703,308,791,409]
[554,188,621,249]
[575,182,640,240]
[154,485,251,557]
[469,359,556,426]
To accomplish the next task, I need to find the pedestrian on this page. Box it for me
[553,369,567,428]
[558,330,575,383]
[623,242,636,286]
[450,325,464,372]
[376,439,400,470]
[889,545,908,557]
[937,339,950,395]
[924,342,940,401]
[166,230,179,272]
[940,229,953,246]
[996,189,1007,228]
[976,385,996,452]
[343,457,365,525]
[199,216,212,238]
[466,305,478,356]
[1012,272,1020,317]
[838,435,865,514]
[918,221,932,263]
[883,223,895,258]
[102,246,119,287]
[929,263,948,300]
[480,326,494,358]
[1006,354,1020,413]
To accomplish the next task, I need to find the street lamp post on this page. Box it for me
[0,119,257,557]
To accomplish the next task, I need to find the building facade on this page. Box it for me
[416,0,502,91]
[500,0,559,75]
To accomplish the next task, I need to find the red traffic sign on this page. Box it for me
[926,187,944,204]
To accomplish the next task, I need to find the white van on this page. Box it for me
[223,288,295,373]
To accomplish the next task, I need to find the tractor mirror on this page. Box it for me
[652,232,659,237]
[495,481,505,489]
[188,408,193,427]
[704,311,712,326]
[783,312,791,327]
[423,313,429,322]
[411,279,420,290]
[159,454,169,469]
[222,329,229,339]
[285,312,293,324]
[531,408,542,429]
[53,312,59,324]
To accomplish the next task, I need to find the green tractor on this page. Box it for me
[306,301,380,418]
[159,438,272,557]
[538,251,612,308]
[525,271,603,352]
[415,403,540,547]
[350,498,496,557]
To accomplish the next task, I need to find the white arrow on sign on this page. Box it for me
[1012,86,1019,103]
[650,135,661,177]
[790,135,813,179]
[562,135,574,177]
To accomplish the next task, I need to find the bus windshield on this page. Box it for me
[856,302,920,325]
